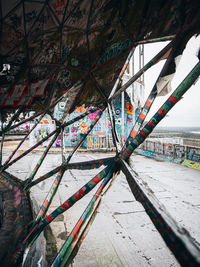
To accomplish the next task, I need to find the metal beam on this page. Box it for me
[109,40,174,101]
[121,60,200,160]
[120,158,200,266]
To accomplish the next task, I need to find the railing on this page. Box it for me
[139,140,200,163]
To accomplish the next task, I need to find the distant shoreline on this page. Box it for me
[150,126,200,139]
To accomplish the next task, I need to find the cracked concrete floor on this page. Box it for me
[2,151,200,266]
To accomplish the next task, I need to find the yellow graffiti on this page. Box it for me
[181,159,200,171]
[87,136,106,149]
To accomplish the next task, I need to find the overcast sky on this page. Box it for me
[139,35,200,127]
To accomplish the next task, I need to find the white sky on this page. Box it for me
[140,35,200,127]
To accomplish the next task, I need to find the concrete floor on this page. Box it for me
[2,150,200,266]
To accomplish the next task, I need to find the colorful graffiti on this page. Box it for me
[113,92,133,140]
[181,159,200,171]
[138,140,200,168]
[53,92,134,148]
[97,39,131,65]
[54,102,112,148]
[0,78,49,107]
[29,115,56,147]
[187,147,200,162]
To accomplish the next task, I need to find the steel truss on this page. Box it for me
[0,39,200,267]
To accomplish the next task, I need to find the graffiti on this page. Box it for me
[3,28,24,51]
[30,66,47,79]
[10,14,22,28]
[115,108,121,116]
[154,143,164,154]
[87,109,100,121]
[87,136,106,149]
[75,105,85,113]
[53,0,66,16]
[62,46,70,60]
[126,102,133,123]
[126,115,132,124]
[187,147,200,162]
[71,58,79,67]
[71,136,78,146]
[146,141,154,152]
[29,116,55,147]
[56,135,62,147]
[181,159,200,171]
[39,14,48,24]
[39,45,59,64]
[164,144,174,157]
[174,145,185,159]
[25,10,37,23]
[59,69,71,88]
[97,39,131,65]
[139,140,200,168]
[71,122,79,133]
[80,122,88,134]
[35,127,49,141]
[126,102,133,114]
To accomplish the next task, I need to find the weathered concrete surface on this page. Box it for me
[2,150,200,266]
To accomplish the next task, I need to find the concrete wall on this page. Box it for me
[137,140,200,170]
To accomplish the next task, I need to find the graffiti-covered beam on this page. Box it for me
[121,60,200,160]
[120,159,200,266]
[62,107,99,128]
[23,131,60,189]
[0,113,4,165]
[35,107,106,222]
[18,164,113,252]
[121,41,179,147]
[107,103,121,153]
[26,157,115,189]
[61,128,66,163]
[2,113,45,168]
[52,166,117,267]
[2,128,60,170]
[109,46,136,98]
[5,111,44,133]
[2,94,69,134]
[1,108,100,170]
[109,40,174,102]
[2,107,24,134]
[136,35,175,45]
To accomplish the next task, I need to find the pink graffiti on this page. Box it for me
[13,186,21,208]
[127,116,132,123]
[71,127,78,133]
[87,109,100,120]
